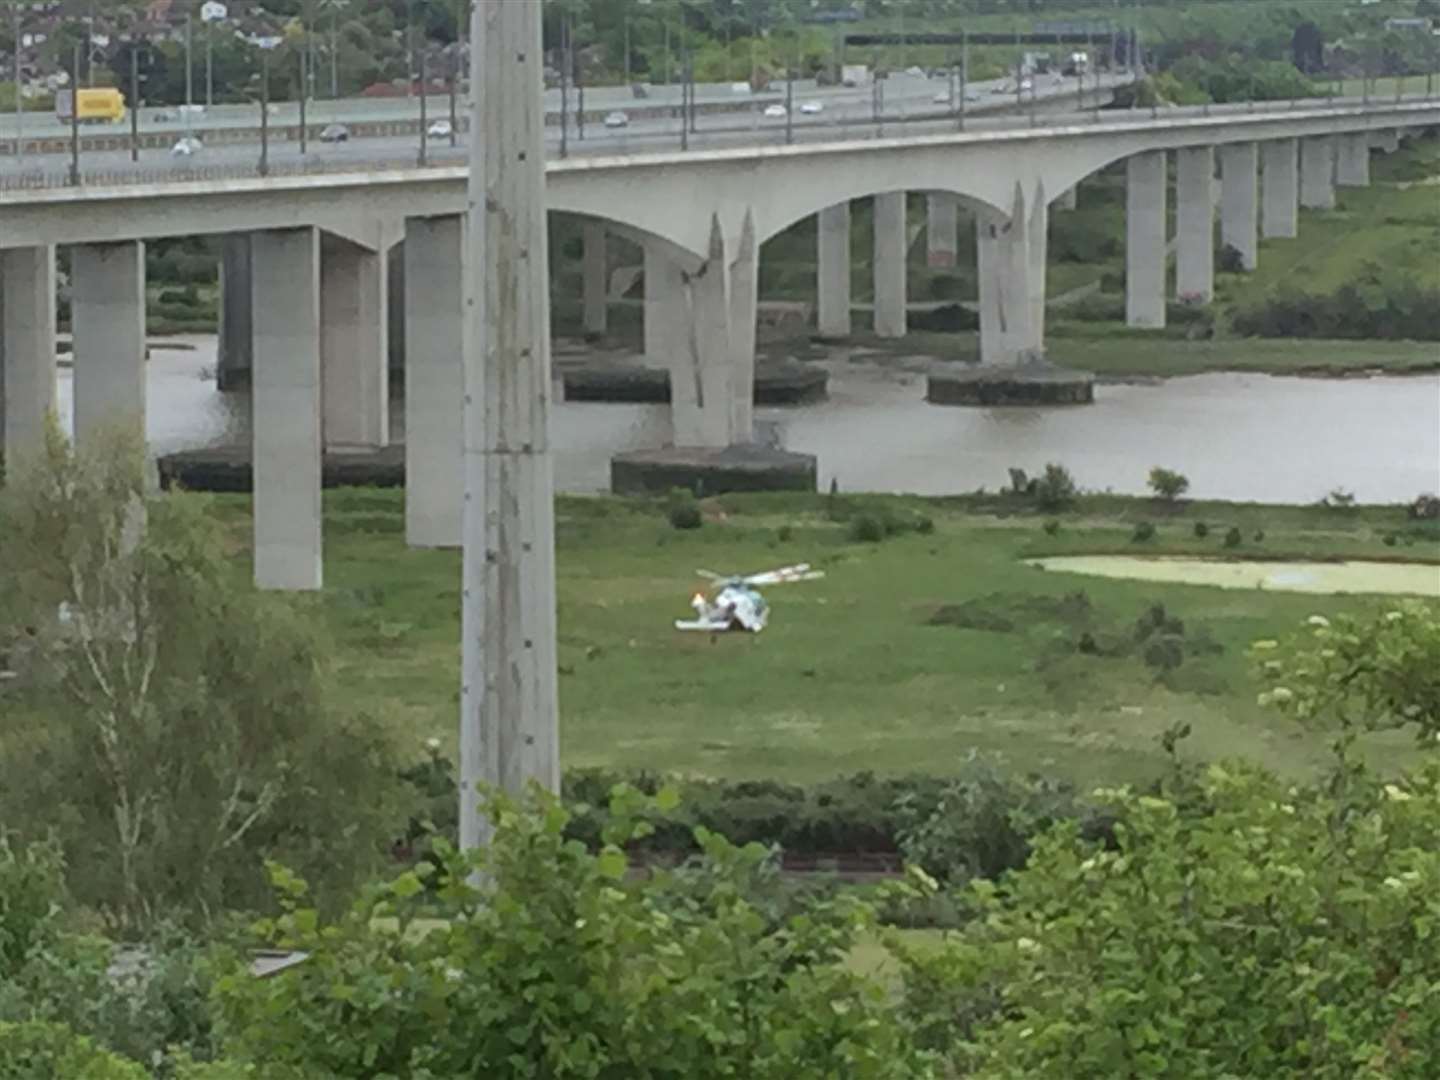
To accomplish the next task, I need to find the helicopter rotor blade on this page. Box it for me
[742,564,823,586]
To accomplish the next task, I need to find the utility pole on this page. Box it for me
[448,43,458,147]
[459,0,560,853]
[13,0,22,167]
[331,7,339,97]
[417,49,427,165]
[130,43,139,162]
[559,12,569,158]
[299,48,308,153]
[259,49,270,176]
[68,44,80,185]
[184,12,193,116]
[960,29,967,131]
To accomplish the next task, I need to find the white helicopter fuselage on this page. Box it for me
[675,584,770,633]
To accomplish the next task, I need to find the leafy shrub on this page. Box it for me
[0,1021,148,1079]
[1253,529,1265,542]
[666,499,703,530]
[900,761,1440,1077]
[1042,519,1060,536]
[1033,463,1078,511]
[209,788,927,1079]
[1232,280,1440,341]
[1407,493,1439,520]
[1193,521,1209,538]
[776,524,793,542]
[1216,243,1246,273]
[1224,526,1243,548]
[1321,487,1357,511]
[848,513,886,542]
[1131,521,1156,543]
[1064,293,1126,323]
[1147,466,1190,502]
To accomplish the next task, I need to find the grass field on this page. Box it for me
[206,490,1439,789]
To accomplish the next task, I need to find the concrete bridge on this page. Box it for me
[1,96,1436,589]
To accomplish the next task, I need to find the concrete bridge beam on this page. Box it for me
[1176,146,1215,303]
[320,236,389,452]
[403,215,464,549]
[925,193,958,268]
[873,192,908,338]
[1220,142,1259,271]
[816,202,852,338]
[71,241,147,452]
[0,246,56,469]
[251,228,323,591]
[1262,138,1299,239]
[1300,135,1336,210]
[582,221,608,338]
[1055,185,1078,211]
[1336,133,1371,187]
[1126,150,1167,328]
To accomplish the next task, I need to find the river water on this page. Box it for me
[54,335,1440,505]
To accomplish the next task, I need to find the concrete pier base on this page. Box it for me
[1336,133,1370,187]
[816,202,852,338]
[251,228,322,591]
[1300,136,1336,210]
[925,192,958,268]
[1,246,57,469]
[582,221,608,338]
[1126,150,1167,328]
[873,192,907,338]
[1262,138,1299,239]
[403,215,464,548]
[1175,146,1215,303]
[320,235,388,451]
[611,444,817,496]
[927,364,1094,407]
[1220,142,1259,271]
[562,360,827,405]
[70,241,147,451]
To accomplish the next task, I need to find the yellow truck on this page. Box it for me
[55,88,127,124]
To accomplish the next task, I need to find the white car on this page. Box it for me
[426,119,452,139]
[1019,77,1034,92]
[170,136,203,157]
[763,103,787,119]
[932,91,951,104]
[799,101,823,114]
[603,110,628,128]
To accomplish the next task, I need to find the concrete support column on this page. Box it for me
[582,221,608,338]
[387,240,406,382]
[1,246,56,468]
[873,192,907,338]
[643,240,686,368]
[320,236,388,452]
[71,241,147,450]
[217,234,252,391]
[1175,146,1215,303]
[976,182,1048,365]
[975,211,1005,364]
[1056,185,1078,211]
[1336,133,1371,187]
[1219,142,1259,271]
[1025,188,1049,355]
[1126,150,1167,328]
[1300,136,1336,210]
[1262,138,1298,239]
[251,228,322,591]
[925,192,958,268]
[727,213,758,445]
[403,215,464,548]
[816,202,852,338]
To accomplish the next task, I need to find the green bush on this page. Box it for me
[848,512,887,543]
[1224,526,1243,548]
[1033,464,1078,512]
[1147,466,1190,502]
[1042,519,1060,536]
[1065,293,1126,323]
[1131,521,1156,543]
[1232,280,1440,341]
[665,487,703,530]
[1193,521,1209,538]
[0,1021,148,1080]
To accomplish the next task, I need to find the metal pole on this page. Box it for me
[559,14,568,159]
[299,48,308,153]
[680,49,688,150]
[206,23,213,109]
[960,30,967,131]
[69,44,80,186]
[130,44,139,162]
[14,1,23,167]
[331,10,339,97]
[418,49,427,165]
[785,48,793,144]
[575,16,585,142]
[459,0,561,853]
[623,17,630,88]
[260,52,269,176]
[185,13,193,114]
[448,45,458,147]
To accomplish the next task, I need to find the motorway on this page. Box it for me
[0,71,1131,186]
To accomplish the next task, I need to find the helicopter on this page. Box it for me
[674,564,825,633]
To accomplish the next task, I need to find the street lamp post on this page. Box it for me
[68,44,80,186]
[299,48,308,154]
[418,49,428,165]
[259,49,271,176]
[129,40,140,162]
[13,1,23,167]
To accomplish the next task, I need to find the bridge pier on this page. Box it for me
[816,202,852,338]
[71,241,147,452]
[320,235,389,452]
[403,215,464,548]
[0,246,56,470]
[925,193,958,268]
[1219,143,1259,271]
[1299,136,1336,210]
[1175,146,1215,303]
[582,221,608,338]
[1262,139,1299,239]
[975,181,1047,364]
[1126,150,1167,328]
[873,192,907,338]
[217,234,253,391]
[1335,133,1371,187]
[251,228,323,591]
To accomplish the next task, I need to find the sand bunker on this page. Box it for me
[1028,556,1440,597]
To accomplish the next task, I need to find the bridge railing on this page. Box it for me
[1,90,1435,195]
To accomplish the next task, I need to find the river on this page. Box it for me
[53,335,1440,505]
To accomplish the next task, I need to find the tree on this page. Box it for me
[1147,466,1190,503]
[0,425,400,931]
[1291,20,1325,75]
